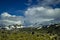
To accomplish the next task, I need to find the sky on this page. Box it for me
[0,0,60,26]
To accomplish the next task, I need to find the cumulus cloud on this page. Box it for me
[1,12,16,17]
[0,7,60,26]
[0,12,24,26]
[24,7,60,25]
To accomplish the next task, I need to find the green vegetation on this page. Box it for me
[0,24,60,40]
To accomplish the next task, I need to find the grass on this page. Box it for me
[0,30,59,40]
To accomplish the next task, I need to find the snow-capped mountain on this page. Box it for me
[0,24,25,30]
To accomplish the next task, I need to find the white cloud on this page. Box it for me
[0,7,60,26]
[1,12,11,17]
[25,7,60,25]
[0,12,24,26]
[1,12,16,17]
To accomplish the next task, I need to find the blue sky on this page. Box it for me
[0,0,60,14]
[0,0,60,26]
[0,0,27,15]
